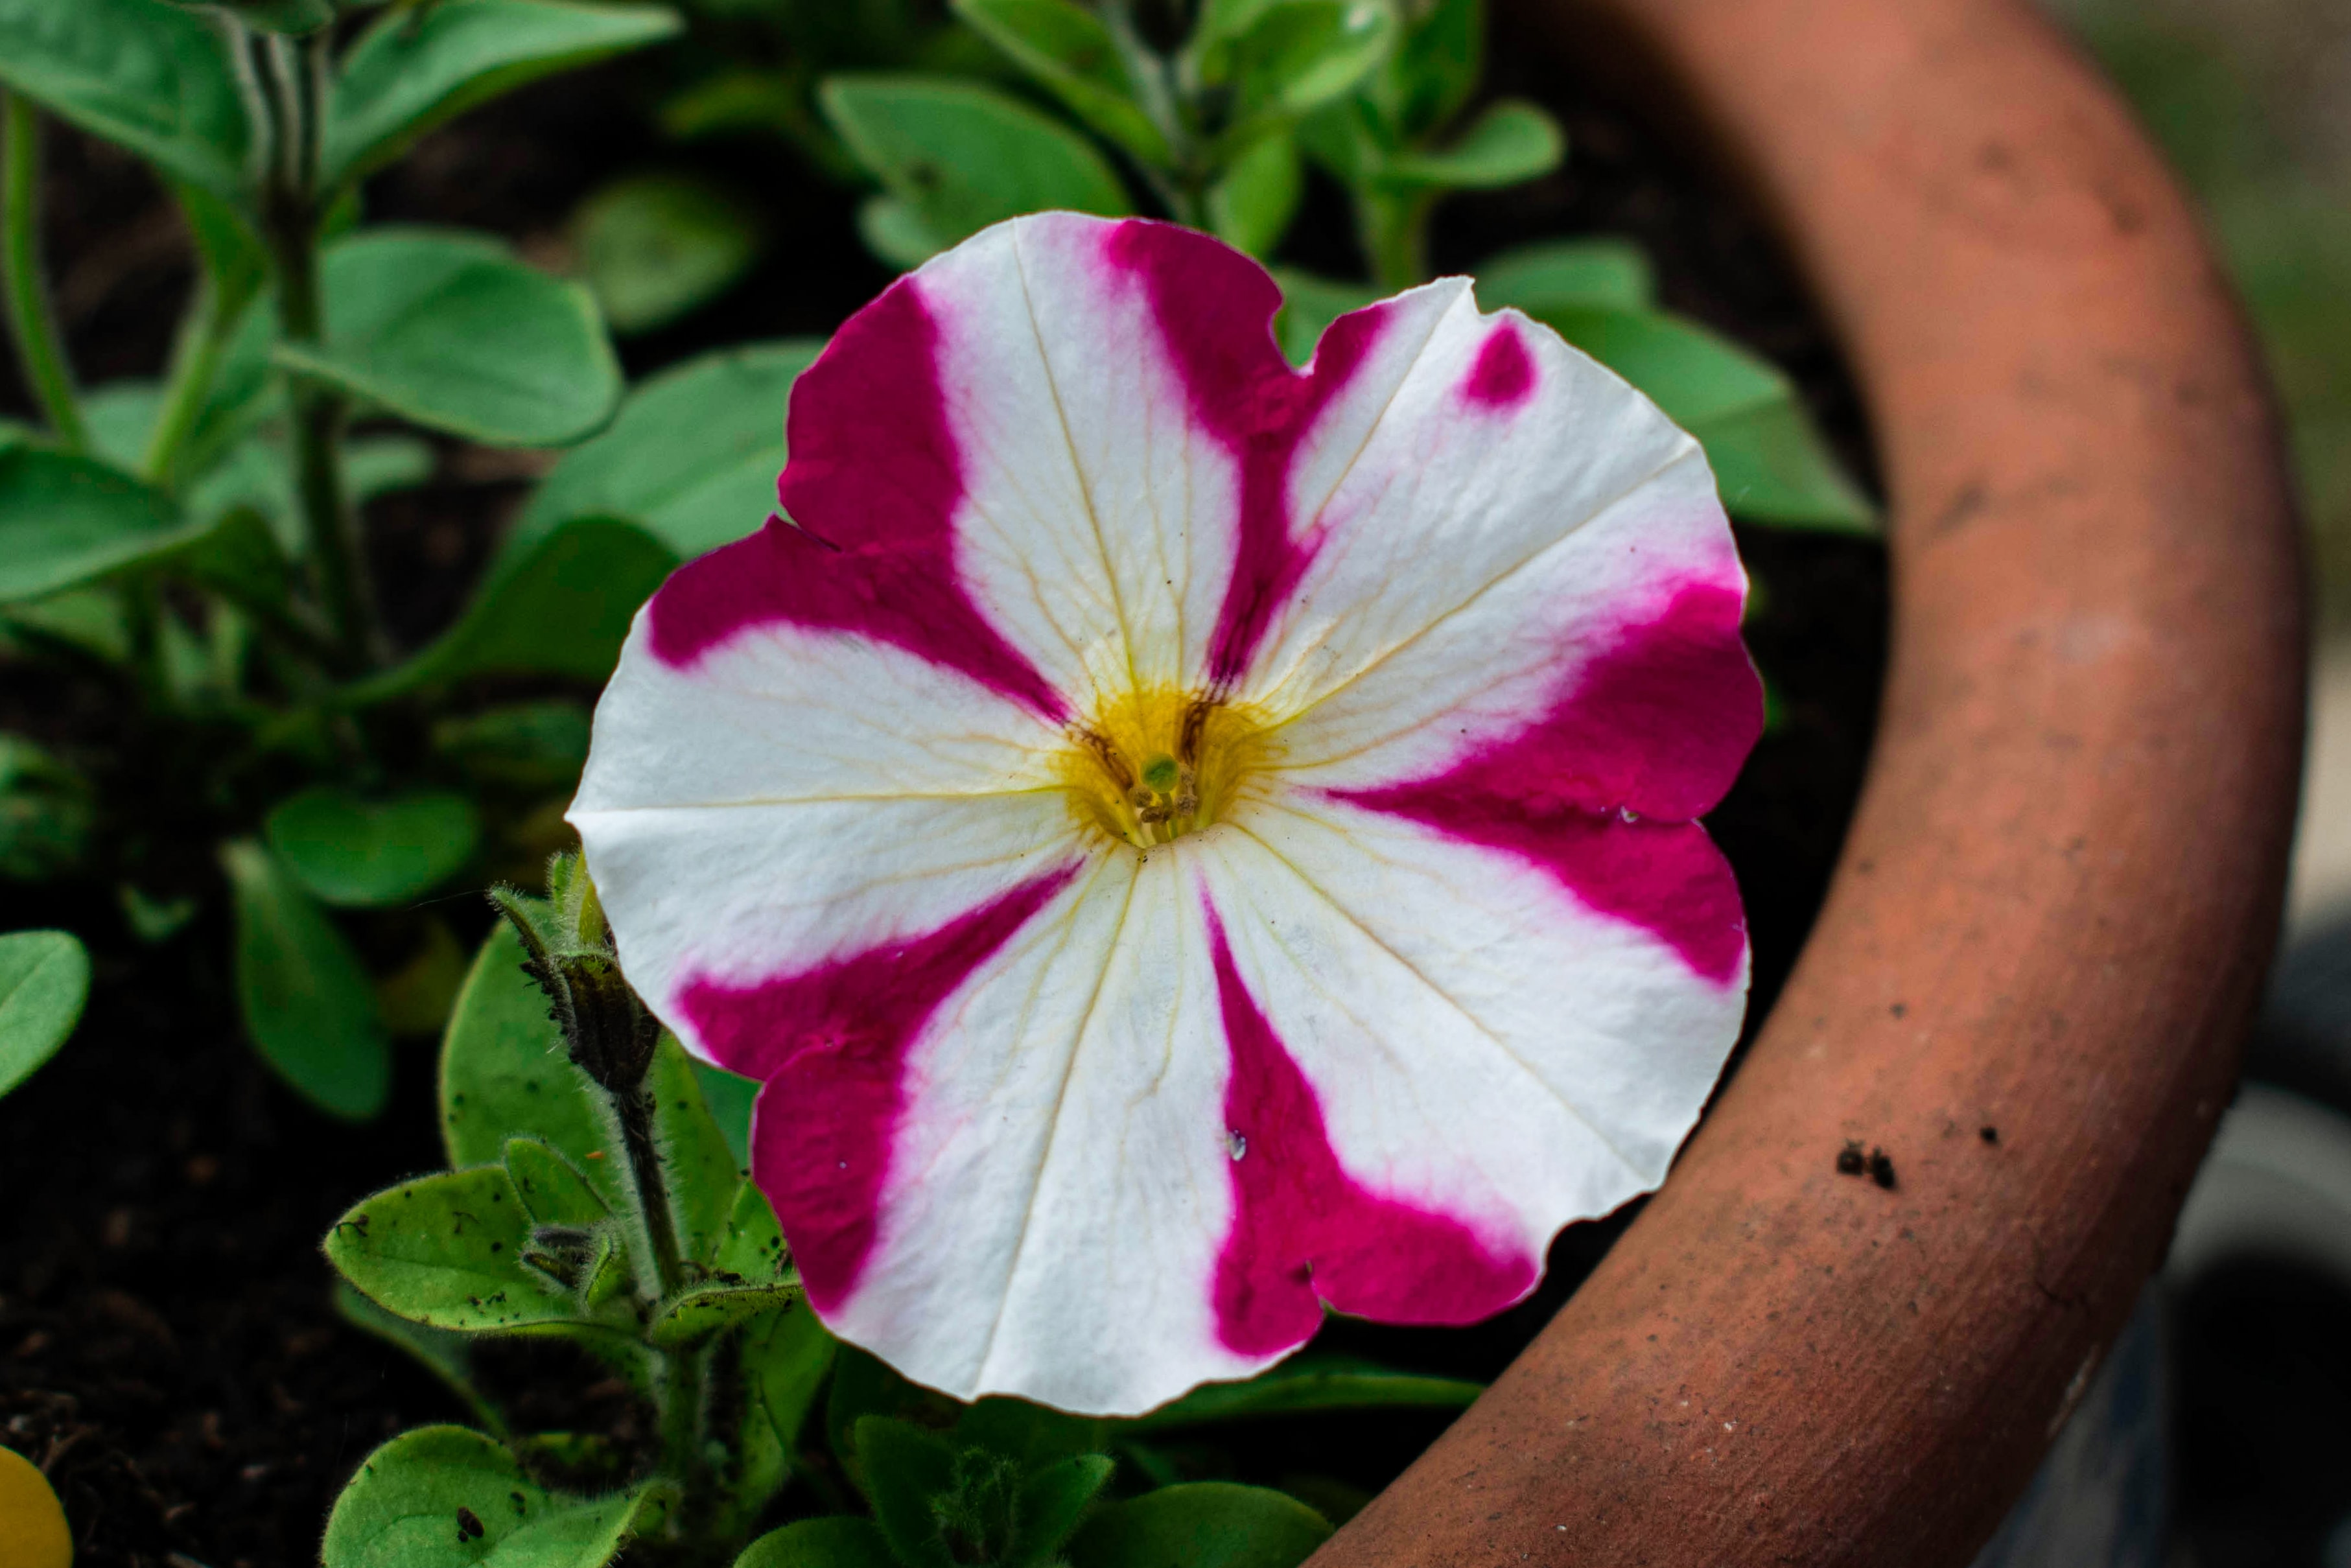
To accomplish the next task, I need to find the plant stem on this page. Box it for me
[1,93,87,452]
[253,30,379,674]
[607,1076,710,1513]
[141,277,233,484]
[1359,188,1433,292]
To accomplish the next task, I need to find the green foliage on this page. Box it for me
[0,737,95,881]
[1207,132,1304,258]
[515,340,819,561]
[0,928,90,1098]
[277,230,624,449]
[1127,1355,1481,1430]
[948,0,1170,166]
[1065,1484,1333,1568]
[264,786,484,907]
[322,1425,672,1568]
[1508,303,1875,533]
[358,517,679,699]
[1473,237,1655,313]
[1189,0,1398,149]
[324,0,684,189]
[860,1416,1114,1568]
[736,1516,899,1568]
[327,1163,591,1331]
[430,703,593,790]
[572,172,764,335]
[0,447,211,602]
[220,839,392,1121]
[0,0,251,196]
[822,76,1134,263]
[439,919,621,1195]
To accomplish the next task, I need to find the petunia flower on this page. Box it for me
[570,212,1761,1416]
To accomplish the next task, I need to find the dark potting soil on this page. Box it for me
[0,34,1887,1568]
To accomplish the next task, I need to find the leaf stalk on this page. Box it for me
[1,93,88,452]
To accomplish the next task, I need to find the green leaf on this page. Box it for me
[949,0,1170,167]
[1357,0,1478,143]
[648,1281,799,1349]
[1381,98,1561,189]
[1269,268,1377,364]
[1687,395,1878,533]
[0,738,94,882]
[858,1417,962,1568]
[322,1425,671,1568]
[1125,1355,1482,1431]
[156,0,333,34]
[431,703,592,790]
[220,839,390,1121]
[502,1136,611,1226]
[326,1165,582,1332]
[648,1038,744,1265]
[957,1399,1107,1475]
[515,340,819,563]
[735,1517,898,1568]
[573,172,762,336]
[1473,237,1654,313]
[353,515,677,701]
[439,920,620,1204]
[277,229,623,449]
[0,929,89,1097]
[1195,0,1396,141]
[1526,304,1876,532]
[742,1300,836,1454]
[690,1059,757,1167]
[856,196,951,271]
[820,75,1132,256]
[335,1281,511,1440]
[0,0,251,196]
[325,0,684,189]
[829,1348,959,1494]
[0,447,211,603]
[1065,1484,1331,1568]
[263,787,483,907]
[1208,133,1303,259]
[1011,1454,1115,1567]
[713,1176,790,1282]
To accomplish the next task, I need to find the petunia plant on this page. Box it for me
[0,0,819,1115]
[323,207,1764,1563]
[323,851,1486,1567]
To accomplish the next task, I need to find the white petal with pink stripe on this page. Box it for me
[571,211,1762,1416]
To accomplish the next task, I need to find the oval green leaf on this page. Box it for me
[0,928,89,1097]
[220,839,390,1121]
[574,172,763,336]
[1382,99,1563,190]
[351,516,677,701]
[1474,237,1656,314]
[819,75,1132,255]
[322,1423,672,1568]
[0,0,251,195]
[736,1517,897,1568]
[1125,1355,1482,1431]
[1066,1483,1331,1568]
[325,0,683,189]
[439,919,620,1200]
[515,339,819,564]
[277,229,623,449]
[326,1165,581,1332]
[264,786,482,907]
[0,447,208,603]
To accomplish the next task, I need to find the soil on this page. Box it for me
[0,25,1886,1568]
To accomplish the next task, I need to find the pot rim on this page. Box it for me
[1315,0,2305,1562]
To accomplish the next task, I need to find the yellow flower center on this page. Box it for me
[1062,686,1273,849]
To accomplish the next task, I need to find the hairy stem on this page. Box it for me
[254,30,379,673]
[609,1076,712,1515]
[1,93,86,452]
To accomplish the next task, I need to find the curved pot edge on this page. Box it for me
[1313,0,2306,1563]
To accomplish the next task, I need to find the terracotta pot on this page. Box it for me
[1312,0,2306,1563]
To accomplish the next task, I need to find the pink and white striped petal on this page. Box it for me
[570,617,1082,1037]
[573,211,1762,1417]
